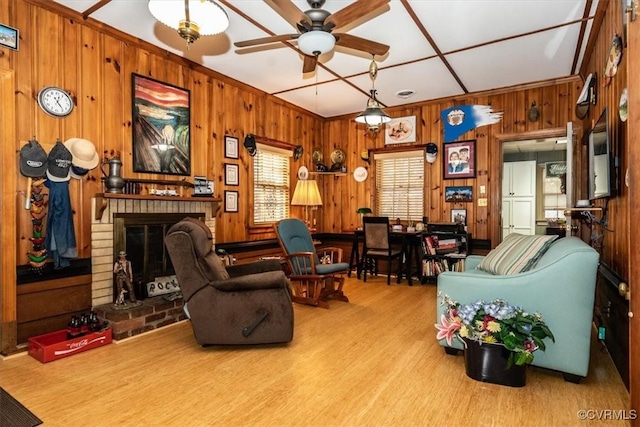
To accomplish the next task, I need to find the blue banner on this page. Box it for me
[441,105,502,142]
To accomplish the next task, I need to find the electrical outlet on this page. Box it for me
[598,326,606,340]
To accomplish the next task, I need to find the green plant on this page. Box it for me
[435,294,555,367]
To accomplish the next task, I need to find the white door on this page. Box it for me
[510,161,536,197]
[511,198,535,235]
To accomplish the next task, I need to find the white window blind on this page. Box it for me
[253,143,291,224]
[375,150,424,221]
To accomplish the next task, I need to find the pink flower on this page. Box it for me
[435,314,461,346]
[524,340,537,352]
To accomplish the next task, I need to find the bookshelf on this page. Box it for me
[422,223,469,282]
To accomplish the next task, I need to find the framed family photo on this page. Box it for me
[451,209,467,225]
[443,139,476,179]
[131,74,191,175]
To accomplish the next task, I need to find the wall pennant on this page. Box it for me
[441,105,502,143]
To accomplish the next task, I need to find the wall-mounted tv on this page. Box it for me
[588,108,615,200]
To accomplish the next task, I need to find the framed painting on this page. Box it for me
[132,74,191,175]
[225,135,239,159]
[445,186,473,202]
[225,190,239,213]
[385,115,416,144]
[451,209,467,225]
[0,24,19,51]
[443,139,476,179]
[225,163,239,186]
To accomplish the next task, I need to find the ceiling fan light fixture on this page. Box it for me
[148,0,229,46]
[297,31,335,56]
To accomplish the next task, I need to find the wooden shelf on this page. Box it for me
[309,172,347,176]
[94,193,221,220]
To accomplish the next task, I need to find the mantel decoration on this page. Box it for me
[436,295,555,387]
[132,74,191,176]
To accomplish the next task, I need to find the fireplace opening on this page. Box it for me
[113,213,204,299]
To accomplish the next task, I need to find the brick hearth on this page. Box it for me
[93,296,187,340]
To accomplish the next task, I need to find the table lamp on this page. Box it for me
[291,179,322,231]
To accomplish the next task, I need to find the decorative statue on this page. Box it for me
[113,251,139,306]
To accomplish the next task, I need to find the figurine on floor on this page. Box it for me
[113,251,140,307]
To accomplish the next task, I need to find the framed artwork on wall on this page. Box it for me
[451,209,467,225]
[385,116,416,144]
[225,163,239,186]
[131,74,191,176]
[0,24,19,51]
[443,139,476,179]
[225,135,239,159]
[445,186,473,202]
[225,190,239,213]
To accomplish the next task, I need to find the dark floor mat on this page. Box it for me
[0,387,43,427]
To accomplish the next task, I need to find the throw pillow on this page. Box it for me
[476,233,559,275]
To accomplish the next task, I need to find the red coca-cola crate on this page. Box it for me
[28,328,112,363]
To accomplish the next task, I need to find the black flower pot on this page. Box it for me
[463,338,527,387]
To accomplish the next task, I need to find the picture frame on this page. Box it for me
[0,24,19,51]
[445,186,473,203]
[385,115,416,144]
[225,163,239,186]
[131,74,191,175]
[451,209,467,225]
[224,190,239,213]
[225,135,239,159]
[443,139,476,179]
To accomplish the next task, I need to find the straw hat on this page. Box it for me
[63,138,99,170]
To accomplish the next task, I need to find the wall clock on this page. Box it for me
[37,86,74,118]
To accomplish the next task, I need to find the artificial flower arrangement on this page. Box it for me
[435,294,555,367]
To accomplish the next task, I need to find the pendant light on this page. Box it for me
[355,57,391,135]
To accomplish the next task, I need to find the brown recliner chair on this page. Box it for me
[164,218,294,346]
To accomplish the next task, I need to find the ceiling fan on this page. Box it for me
[234,0,390,73]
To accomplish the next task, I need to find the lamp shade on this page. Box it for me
[291,180,322,207]
[355,91,391,126]
[297,31,336,56]
[148,0,229,36]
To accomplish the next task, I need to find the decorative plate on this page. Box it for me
[312,148,323,164]
[602,34,623,85]
[353,166,368,182]
[330,148,346,165]
[619,87,628,122]
[297,166,309,180]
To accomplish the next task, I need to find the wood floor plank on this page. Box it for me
[0,276,630,426]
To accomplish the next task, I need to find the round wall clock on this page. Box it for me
[37,86,74,118]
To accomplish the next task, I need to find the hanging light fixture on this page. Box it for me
[148,0,229,48]
[355,57,391,135]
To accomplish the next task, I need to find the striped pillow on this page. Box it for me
[477,234,559,275]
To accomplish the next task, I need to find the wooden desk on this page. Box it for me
[348,229,423,286]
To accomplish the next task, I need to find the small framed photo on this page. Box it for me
[385,115,416,144]
[451,209,467,225]
[0,24,19,51]
[225,135,239,159]
[443,139,476,179]
[225,190,238,213]
[225,163,239,186]
[445,186,473,202]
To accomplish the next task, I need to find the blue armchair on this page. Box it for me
[437,236,599,382]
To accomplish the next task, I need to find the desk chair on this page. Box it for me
[362,216,404,285]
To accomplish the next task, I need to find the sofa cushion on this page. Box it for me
[476,233,559,275]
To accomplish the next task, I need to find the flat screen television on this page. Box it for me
[588,108,615,200]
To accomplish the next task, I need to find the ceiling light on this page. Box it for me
[148,0,229,48]
[354,57,391,135]
[396,89,416,99]
[297,31,336,56]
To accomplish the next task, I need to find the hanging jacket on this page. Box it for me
[45,180,77,269]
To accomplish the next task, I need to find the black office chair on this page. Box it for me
[362,216,404,285]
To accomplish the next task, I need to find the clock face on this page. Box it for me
[37,86,74,117]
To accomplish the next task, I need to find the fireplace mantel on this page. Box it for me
[94,193,221,220]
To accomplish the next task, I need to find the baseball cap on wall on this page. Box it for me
[46,140,72,182]
[426,142,438,163]
[20,139,48,178]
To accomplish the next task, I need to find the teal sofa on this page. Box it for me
[436,236,599,382]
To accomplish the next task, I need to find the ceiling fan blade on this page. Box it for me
[302,55,317,73]
[334,33,389,56]
[324,0,389,31]
[265,0,311,30]
[234,34,298,48]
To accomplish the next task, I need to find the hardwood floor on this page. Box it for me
[0,276,630,426]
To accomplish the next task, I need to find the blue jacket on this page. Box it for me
[45,180,77,269]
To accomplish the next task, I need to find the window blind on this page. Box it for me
[253,143,291,224]
[374,150,424,221]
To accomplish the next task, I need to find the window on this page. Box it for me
[374,150,424,220]
[253,143,291,224]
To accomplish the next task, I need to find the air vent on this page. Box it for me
[396,89,416,99]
